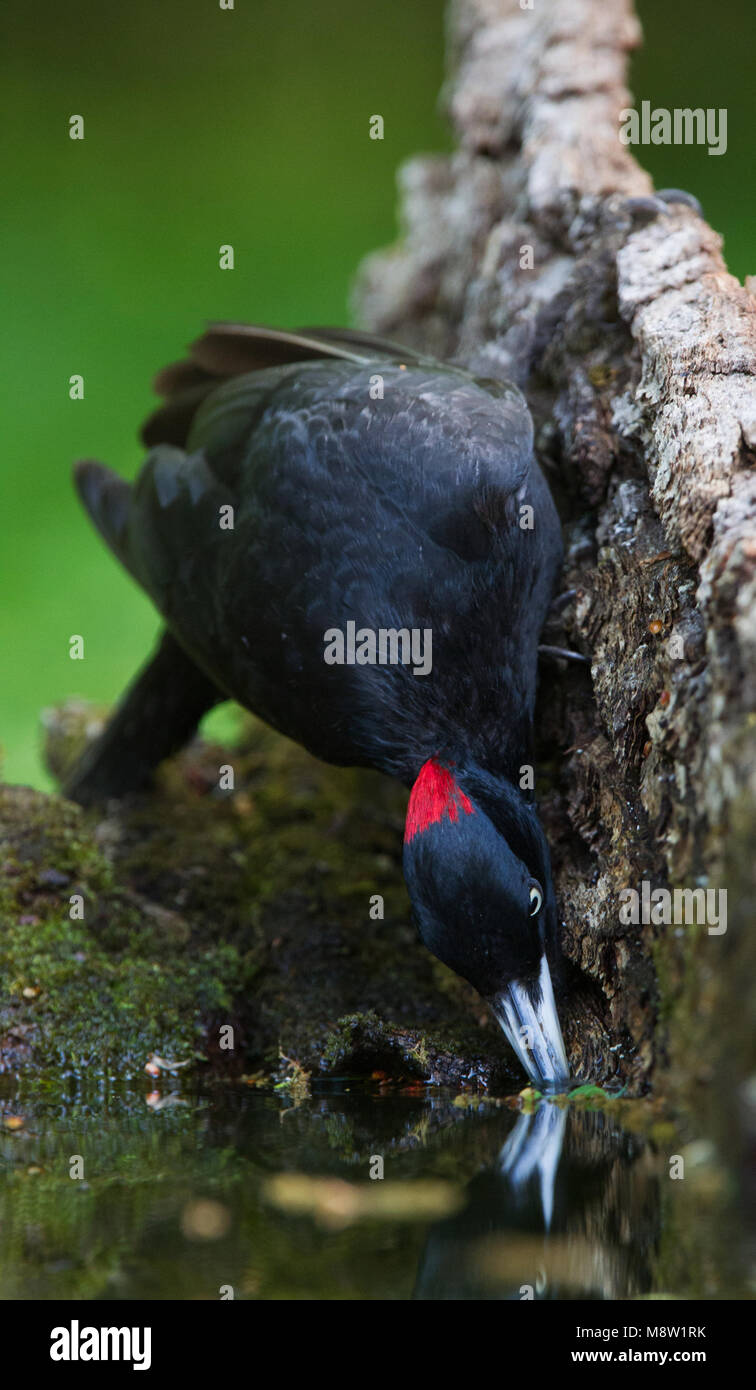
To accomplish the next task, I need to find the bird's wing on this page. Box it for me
[73,357,551,772]
[142,322,423,447]
[80,358,536,609]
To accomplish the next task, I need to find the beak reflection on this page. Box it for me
[498,1101,568,1230]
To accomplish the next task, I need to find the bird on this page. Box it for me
[64,321,571,1091]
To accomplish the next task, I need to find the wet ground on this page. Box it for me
[0,1080,751,1301]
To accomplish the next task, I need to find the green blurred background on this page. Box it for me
[2,0,754,790]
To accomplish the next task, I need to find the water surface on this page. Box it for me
[0,1081,749,1300]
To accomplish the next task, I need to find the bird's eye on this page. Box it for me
[529,884,543,916]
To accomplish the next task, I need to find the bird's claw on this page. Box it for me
[538,644,591,665]
[548,588,577,617]
[622,188,704,225]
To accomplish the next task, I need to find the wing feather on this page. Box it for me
[141,321,418,448]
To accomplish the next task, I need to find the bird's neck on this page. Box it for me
[453,763,543,862]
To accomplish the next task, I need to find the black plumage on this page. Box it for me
[65,323,571,1089]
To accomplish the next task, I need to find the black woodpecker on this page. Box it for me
[65,323,571,1090]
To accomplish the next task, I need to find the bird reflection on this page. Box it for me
[497,1101,567,1231]
[414,1103,657,1300]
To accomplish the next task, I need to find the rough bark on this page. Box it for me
[355,0,756,1094]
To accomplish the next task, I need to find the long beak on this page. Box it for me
[491,953,570,1092]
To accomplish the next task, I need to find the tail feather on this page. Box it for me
[73,460,132,564]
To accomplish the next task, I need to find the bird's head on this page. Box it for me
[402,757,570,1092]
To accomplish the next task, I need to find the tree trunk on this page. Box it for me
[355,0,756,1094]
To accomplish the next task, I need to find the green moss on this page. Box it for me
[566,1083,623,1102]
[2,709,516,1090]
[0,785,244,1079]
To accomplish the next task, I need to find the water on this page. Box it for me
[0,1081,749,1300]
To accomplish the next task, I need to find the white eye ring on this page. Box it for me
[529,884,543,916]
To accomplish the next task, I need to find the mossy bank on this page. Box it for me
[1,709,517,1090]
